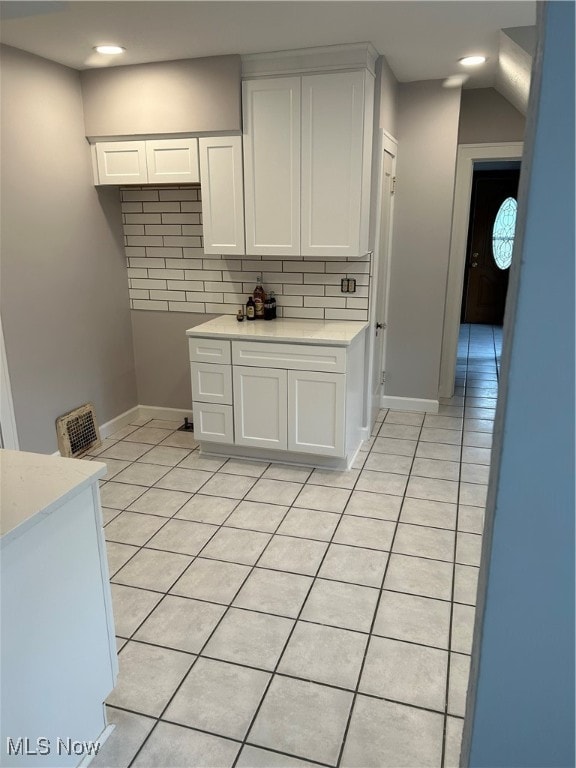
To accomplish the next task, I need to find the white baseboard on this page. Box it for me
[98,406,140,439]
[381,395,439,413]
[137,405,193,424]
[98,405,193,439]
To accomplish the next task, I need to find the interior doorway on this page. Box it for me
[439,143,523,399]
[461,167,520,325]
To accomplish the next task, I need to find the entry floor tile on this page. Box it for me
[248,676,353,766]
[107,641,194,717]
[132,721,239,768]
[340,695,444,767]
[203,608,294,670]
[100,324,497,766]
[278,621,368,689]
[359,635,448,711]
[164,657,270,739]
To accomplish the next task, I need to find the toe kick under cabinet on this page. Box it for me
[188,319,367,469]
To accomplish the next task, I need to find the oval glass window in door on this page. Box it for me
[492,196,518,269]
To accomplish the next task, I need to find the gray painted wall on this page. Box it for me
[131,311,216,411]
[385,81,461,401]
[376,55,399,138]
[0,45,137,453]
[466,3,575,765]
[80,56,241,137]
[458,87,525,144]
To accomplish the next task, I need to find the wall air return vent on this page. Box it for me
[56,403,101,458]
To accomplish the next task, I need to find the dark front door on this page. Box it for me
[462,169,520,324]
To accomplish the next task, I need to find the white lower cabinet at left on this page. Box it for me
[0,450,117,768]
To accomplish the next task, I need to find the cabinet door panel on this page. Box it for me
[190,362,232,405]
[194,403,234,443]
[95,141,147,185]
[301,71,367,257]
[233,366,287,449]
[199,137,245,255]
[146,138,199,183]
[243,78,300,255]
[288,370,345,457]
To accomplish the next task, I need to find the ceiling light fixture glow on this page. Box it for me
[94,45,125,55]
[459,55,487,67]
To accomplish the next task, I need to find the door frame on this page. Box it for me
[0,315,20,449]
[439,142,523,398]
[366,129,398,428]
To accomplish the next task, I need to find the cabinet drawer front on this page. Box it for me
[189,338,231,364]
[232,341,346,373]
[193,403,233,444]
[191,363,232,405]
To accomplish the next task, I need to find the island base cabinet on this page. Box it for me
[0,484,116,768]
[288,370,346,457]
[233,366,288,450]
[194,403,234,444]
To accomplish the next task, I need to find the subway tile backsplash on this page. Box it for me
[121,186,371,320]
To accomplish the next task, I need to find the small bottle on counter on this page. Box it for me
[237,307,244,322]
[253,274,266,320]
[246,296,256,320]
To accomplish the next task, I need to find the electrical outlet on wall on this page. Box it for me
[340,278,357,293]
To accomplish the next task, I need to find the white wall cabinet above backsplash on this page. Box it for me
[242,64,374,259]
[93,137,199,185]
[198,136,245,255]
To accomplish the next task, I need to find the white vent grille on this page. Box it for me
[56,403,101,458]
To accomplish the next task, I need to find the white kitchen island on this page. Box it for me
[187,316,369,469]
[0,450,117,767]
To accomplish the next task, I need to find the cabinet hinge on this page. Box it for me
[381,371,386,385]
[391,177,397,195]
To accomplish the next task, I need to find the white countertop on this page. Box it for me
[186,315,368,346]
[0,449,106,545]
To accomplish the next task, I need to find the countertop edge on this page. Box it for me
[186,318,369,346]
[1,453,106,547]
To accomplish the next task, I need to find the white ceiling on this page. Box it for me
[0,1,536,88]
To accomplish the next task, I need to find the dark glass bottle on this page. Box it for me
[246,296,256,320]
[253,274,265,319]
[269,291,277,319]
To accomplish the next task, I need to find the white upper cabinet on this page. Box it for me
[199,136,245,255]
[242,77,301,256]
[242,45,375,259]
[145,138,199,183]
[95,141,148,185]
[93,138,198,185]
[301,71,372,258]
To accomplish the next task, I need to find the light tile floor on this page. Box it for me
[89,323,501,768]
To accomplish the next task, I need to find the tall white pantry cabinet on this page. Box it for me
[242,46,375,259]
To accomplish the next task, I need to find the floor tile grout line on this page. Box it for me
[334,416,428,768]
[441,323,471,768]
[102,331,497,766]
[125,472,301,768]
[112,572,479,619]
[230,472,370,768]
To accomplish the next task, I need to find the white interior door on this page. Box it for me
[371,145,396,425]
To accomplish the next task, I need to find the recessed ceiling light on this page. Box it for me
[94,45,125,55]
[459,55,487,67]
